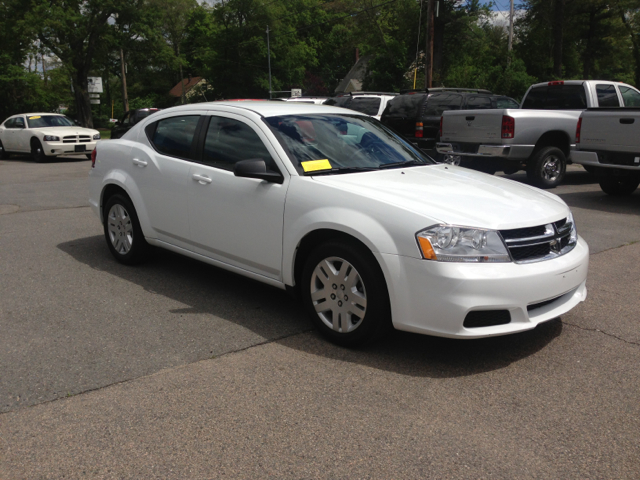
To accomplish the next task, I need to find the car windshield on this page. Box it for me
[265,114,434,174]
[27,115,75,128]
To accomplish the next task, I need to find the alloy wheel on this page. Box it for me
[107,204,133,254]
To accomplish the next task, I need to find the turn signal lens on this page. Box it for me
[575,117,582,144]
[415,122,424,138]
[501,115,515,139]
[418,236,437,260]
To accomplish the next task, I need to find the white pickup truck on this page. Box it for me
[436,80,640,188]
[570,108,640,195]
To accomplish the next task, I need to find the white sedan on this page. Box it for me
[0,113,100,162]
[88,102,589,346]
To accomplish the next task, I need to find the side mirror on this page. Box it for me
[234,159,284,184]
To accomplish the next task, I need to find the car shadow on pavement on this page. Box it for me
[557,190,640,214]
[58,235,562,379]
[1,155,88,164]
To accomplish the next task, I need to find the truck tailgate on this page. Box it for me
[440,110,505,144]
[580,110,640,153]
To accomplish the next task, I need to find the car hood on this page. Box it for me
[36,127,99,136]
[312,164,569,230]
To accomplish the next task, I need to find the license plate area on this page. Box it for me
[74,145,86,152]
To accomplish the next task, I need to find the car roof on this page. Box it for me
[150,101,362,118]
[17,113,64,117]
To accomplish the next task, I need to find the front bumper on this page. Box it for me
[570,150,640,171]
[377,236,589,339]
[436,142,534,161]
[44,140,98,156]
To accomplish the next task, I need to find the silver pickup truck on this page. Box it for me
[436,80,640,188]
[570,108,640,195]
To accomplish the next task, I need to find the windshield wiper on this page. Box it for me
[305,167,378,176]
[378,159,427,169]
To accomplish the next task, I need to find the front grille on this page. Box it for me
[464,310,511,328]
[527,294,564,312]
[499,218,575,263]
[62,135,91,144]
[79,135,91,143]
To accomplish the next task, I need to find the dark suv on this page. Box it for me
[111,108,162,140]
[380,89,519,153]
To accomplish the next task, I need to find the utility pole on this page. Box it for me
[424,0,435,89]
[508,0,514,55]
[120,48,129,113]
[266,25,272,99]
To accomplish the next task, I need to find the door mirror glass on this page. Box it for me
[234,159,284,184]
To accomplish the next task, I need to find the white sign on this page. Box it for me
[291,88,302,97]
[109,118,118,123]
[90,99,100,104]
[88,77,103,93]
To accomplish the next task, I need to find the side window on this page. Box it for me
[496,97,519,109]
[203,116,275,171]
[150,115,200,159]
[465,96,493,110]
[596,84,620,107]
[121,112,131,126]
[14,117,25,128]
[4,118,15,128]
[619,86,640,107]
[424,94,462,116]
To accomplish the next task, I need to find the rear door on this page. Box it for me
[380,94,425,137]
[581,111,640,155]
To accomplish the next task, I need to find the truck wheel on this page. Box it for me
[598,176,640,196]
[526,147,566,189]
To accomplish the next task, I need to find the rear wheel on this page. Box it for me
[31,138,47,163]
[301,240,392,347]
[103,193,151,264]
[526,146,566,189]
[598,175,640,196]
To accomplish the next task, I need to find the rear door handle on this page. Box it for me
[132,158,147,167]
[620,118,635,124]
[465,116,475,121]
[192,173,212,184]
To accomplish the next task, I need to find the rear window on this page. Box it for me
[424,94,462,116]
[465,96,493,110]
[348,97,382,116]
[596,84,620,107]
[384,94,425,118]
[522,85,587,110]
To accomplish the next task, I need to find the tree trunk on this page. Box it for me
[619,6,640,87]
[552,0,565,77]
[73,73,93,128]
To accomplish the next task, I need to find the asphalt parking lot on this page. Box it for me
[1,156,639,479]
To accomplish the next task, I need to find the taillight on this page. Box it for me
[439,116,443,138]
[501,115,515,139]
[91,148,97,168]
[548,81,564,86]
[575,117,582,143]
[415,122,424,138]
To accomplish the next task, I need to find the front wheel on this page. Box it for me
[526,146,566,189]
[301,241,392,347]
[31,139,47,163]
[598,175,640,196]
[103,193,151,264]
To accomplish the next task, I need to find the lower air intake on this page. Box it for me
[463,310,511,328]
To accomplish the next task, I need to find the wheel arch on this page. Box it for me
[99,175,153,238]
[532,131,571,158]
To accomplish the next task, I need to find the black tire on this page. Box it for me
[301,240,392,347]
[0,139,9,159]
[30,138,47,163]
[526,146,566,189]
[85,153,92,160]
[103,193,151,265]
[598,175,640,196]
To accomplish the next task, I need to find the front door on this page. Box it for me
[187,113,288,280]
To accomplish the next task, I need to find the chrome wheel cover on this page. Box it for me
[310,256,367,333]
[444,154,461,166]
[541,155,561,181]
[107,204,133,255]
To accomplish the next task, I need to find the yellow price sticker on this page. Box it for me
[28,116,41,120]
[301,159,332,173]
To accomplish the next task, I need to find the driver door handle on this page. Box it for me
[132,158,147,167]
[192,173,212,184]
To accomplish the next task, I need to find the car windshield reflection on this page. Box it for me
[265,114,434,174]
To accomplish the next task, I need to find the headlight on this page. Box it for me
[43,135,60,141]
[564,212,578,246]
[416,225,511,262]
[93,133,101,140]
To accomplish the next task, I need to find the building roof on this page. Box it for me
[169,76,204,97]
[335,56,372,94]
